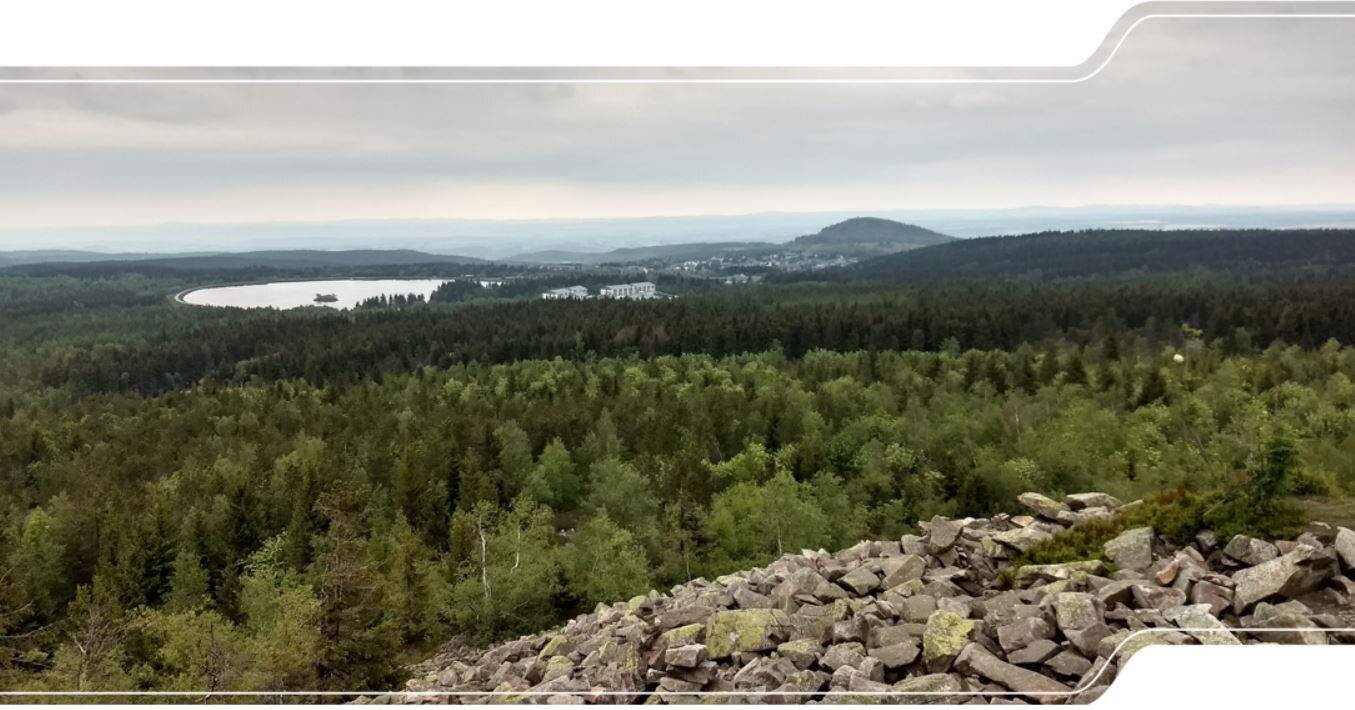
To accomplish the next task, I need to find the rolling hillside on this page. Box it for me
[839,228,1355,283]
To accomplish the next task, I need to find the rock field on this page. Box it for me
[366,492,1355,705]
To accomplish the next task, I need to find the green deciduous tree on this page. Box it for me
[563,514,651,605]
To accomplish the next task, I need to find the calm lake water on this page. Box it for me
[180,279,451,310]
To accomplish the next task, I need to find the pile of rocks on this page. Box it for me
[380,492,1355,705]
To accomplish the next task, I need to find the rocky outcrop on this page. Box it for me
[377,497,1355,705]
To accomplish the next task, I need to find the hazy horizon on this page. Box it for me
[2,17,1353,255]
[4,202,1355,260]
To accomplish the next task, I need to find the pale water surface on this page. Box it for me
[180,279,450,310]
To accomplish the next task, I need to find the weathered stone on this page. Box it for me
[1063,621,1113,658]
[1195,529,1220,552]
[770,669,829,699]
[658,675,704,693]
[831,617,868,645]
[996,617,1054,653]
[903,594,939,623]
[953,643,1069,703]
[1130,583,1186,610]
[1153,557,1181,586]
[922,578,964,599]
[665,644,709,669]
[1017,492,1069,520]
[538,634,576,660]
[1245,611,1328,645]
[900,534,928,557]
[733,586,774,609]
[1062,508,1113,530]
[838,567,881,596]
[892,673,965,700]
[1103,527,1154,572]
[1162,604,1240,645]
[656,605,717,631]
[842,670,891,695]
[869,623,915,650]
[1006,639,1060,665]
[857,656,886,683]
[926,517,965,552]
[876,540,903,557]
[867,639,921,669]
[1093,579,1137,608]
[811,578,850,602]
[660,623,705,648]
[922,611,977,672]
[821,642,867,672]
[1223,535,1279,566]
[1231,547,1330,613]
[1064,492,1123,511]
[1014,560,1107,587]
[1044,649,1093,678]
[1335,527,1355,571]
[774,639,822,670]
[881,554,928,588]
[937,597,973,619]
[1051,592,1101,632]
[705,608,789,659]
[1188,580,1233,616]
[541,655,575,682]
[732,656,799,690]
[990,527,1053,554]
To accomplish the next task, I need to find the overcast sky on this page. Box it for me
[1,17,1353,245]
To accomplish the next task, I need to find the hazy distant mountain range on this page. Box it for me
[508,217,955,263]
[0,249,483,270]
[7,222,1355,287]
[3,204,1354,260]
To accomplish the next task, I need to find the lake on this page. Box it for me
[179,279,451,310]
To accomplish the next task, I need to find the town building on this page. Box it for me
[598,281,657,299]
[541,285,589,300]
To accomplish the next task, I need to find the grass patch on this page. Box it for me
[1297,496,1355,529]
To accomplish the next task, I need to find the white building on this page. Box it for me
[599,281,657,299]
[541,285,589,300]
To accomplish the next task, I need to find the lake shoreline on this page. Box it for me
[176,277,456,310]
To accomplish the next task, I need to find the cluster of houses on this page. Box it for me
[540,281,664,301]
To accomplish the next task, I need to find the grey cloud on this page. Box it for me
[0,17,1353,244]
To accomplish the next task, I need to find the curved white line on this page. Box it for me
[0,13,1352,84]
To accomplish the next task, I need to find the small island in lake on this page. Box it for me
[313,293,339,303]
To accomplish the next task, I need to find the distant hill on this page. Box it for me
[788,217,954,254]
[507,218,949,264]
[1,249,483,272]
[505,250,600,264]
[0,249,217,267]
[135,249,483,269]
[838,228,1355,283]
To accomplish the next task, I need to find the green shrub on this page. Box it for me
[995,486,1306,588]
[1290,468,1336,497]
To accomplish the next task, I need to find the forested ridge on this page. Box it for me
[820,228,1355,283]
[8,273,1355,397]
[3,231,1355,694]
